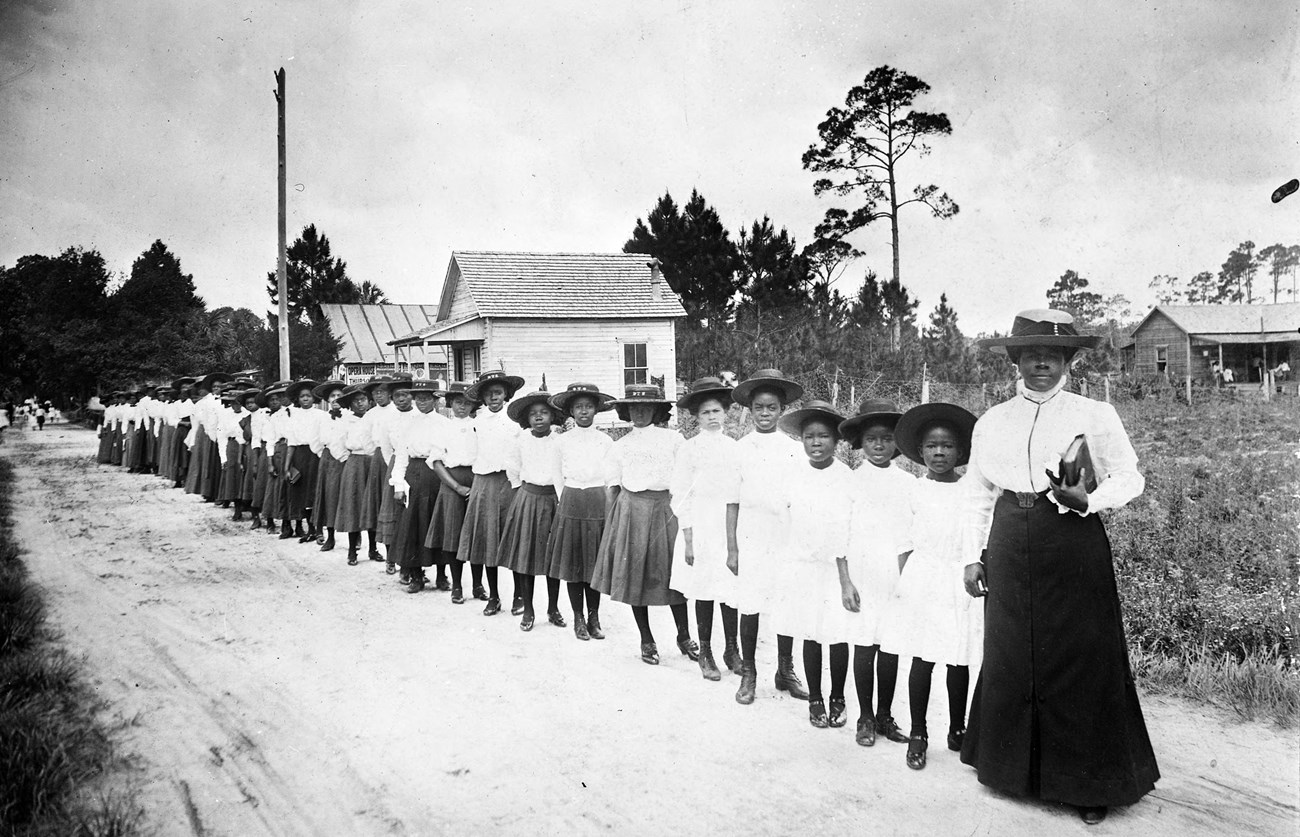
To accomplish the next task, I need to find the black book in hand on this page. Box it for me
[1058,434,1097,492]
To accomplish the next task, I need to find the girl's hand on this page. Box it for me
[963,562,987,598]
[684,544,695,567]
[393,489,407,504]
[457,485,471,498]
[726,546,739,576]
[841,580,861,613]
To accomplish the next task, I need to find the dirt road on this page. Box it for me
[5,428,1297,836]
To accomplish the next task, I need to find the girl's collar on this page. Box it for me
[1017,376,1067,404]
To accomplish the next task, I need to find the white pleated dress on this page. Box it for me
[845,461,917,647]
[730,430,803,615]
[668,428,741,603]
[878,476,983,667]
[771,458,857,646]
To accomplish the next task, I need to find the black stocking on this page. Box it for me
[803,640,823,701]
[366,529,377,552]
[584,585,600,617]
[669,602,691,642]
[434,555,447,585]
[471,562,484,589]
[447,554,464,590]
[567,581,586,618]
[521,575,536,618]
[829,643,849,701]
[632,605,653,644]
[947,665,970,734]
[777,633,794,658]
[854,644,877,718]
[909,658,936,738]
[348,532,361,552]
[546,576,561,613]
[877,651,900,720]
[719,603,738,646]
[512,571,525,602]
[485,566,499,599]
[740,613,759,664]
[696,600,715,644]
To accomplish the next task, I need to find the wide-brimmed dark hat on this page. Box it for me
[732,369,804,406]
[436,381,479,402]
[507,391,558,427]
[677,377,733,413]
[550,382,614,413]
[231,378,257,390]
[361,376,394,397]
[170,376,196,391]
[610,384,672,406]
[198,372,235,391]
[397,379,440,395]
[466,370,525,401]
[777,399,846,439]
[220,391,241,404]
[284,379,319,402]
[312,380,346,400]
[335,384,368,408]
[893,403,977,467]
[238,388,266,407]
[838,398,904,450]
[977,309,1102,354]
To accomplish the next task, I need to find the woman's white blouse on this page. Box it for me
[508,431,564,490]
[335,411,374,457]
[669,429,741,528]
[431,415,476,468]
[556,425,613,489]
[735,430,803,513]
[390,410,450,492]
[470,407,519,475]
[283,405,325,447]
[605,425,680,492]
[960,382,1145,565]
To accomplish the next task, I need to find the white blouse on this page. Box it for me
[470,407,519,475]
[334,411,374,458]
[556,425,613,489]
[735,429,803,514]
[960,380,1145,565]
[605,425,680,492]
[431,415,476,469]
[508,431,564,491]
[283,405,326,447]
[784,458,854,565]
[390,410,451,492]
[362,402,393,457]
[669,429,741,528]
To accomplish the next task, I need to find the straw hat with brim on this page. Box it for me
[549,382,614,413]
[264,385,289,401]
[732,369,804,406]
[397,379,441,395]
[284,380,319,402]
[361,376,394,397]
[507,391,558,427]
[838,398,904,450]
[237,388,265,406]
[231,378,257,390]
[977,309,1102,355]
[437,381,480,402]
[199,372,235,391]
[220,392,240,404]
[335,384,368,408]
[611,384,672,423]
[777,400,846,439]
[467,370,525,401]
[677,377,733,413]
[171,376,196,391]
[312,380,346,400]
[893,403,977,467]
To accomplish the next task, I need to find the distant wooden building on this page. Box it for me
[318,304,450,385]
[388,251,686,407]
[1121,303,1300,384]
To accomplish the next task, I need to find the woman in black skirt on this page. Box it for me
[960,309,1158,825]
[424,382,478,601]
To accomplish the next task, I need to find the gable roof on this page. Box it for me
[439,251,687,320]
[1133,303,1300,338]
[318,304,442,363]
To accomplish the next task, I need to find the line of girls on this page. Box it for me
[96,367,981,770]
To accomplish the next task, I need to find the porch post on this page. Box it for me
[1185,335,1193,404]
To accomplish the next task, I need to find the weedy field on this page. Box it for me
[0,458,142,836]
[1107,395,1299,726]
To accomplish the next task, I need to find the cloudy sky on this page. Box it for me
[2,1,1297,334]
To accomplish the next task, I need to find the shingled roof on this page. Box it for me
[438,251,687,320]
[318,304,442,363]
[1136,303,1300,339]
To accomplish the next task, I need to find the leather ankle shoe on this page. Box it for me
[698,646,721,681]
[520,614,535,632]
[451,587,465,604]
[676,637,700,661]
[856,717,877,747]
[472,584,488,601]
[875,715,909,744]
[573,620,590,641]
[586,614,605,640]
[774,656,810,701]
[640,642,660,665]
[947,728,965,752]
[828,698,848,728]
[906,735,928,770]
[483,597,501,616]
[808,699,829,729]
[547,610,566,628]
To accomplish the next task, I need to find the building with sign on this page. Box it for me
[318,304,450,385]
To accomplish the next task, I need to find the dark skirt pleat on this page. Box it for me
[202,438,222,499]
[590,489,683,607]
[263,440,289,520]
[424,466,474,552]
[122,423,140,469]
[546,486,605,583]
[217,439,244,502]
[497,483,558,576]
[184,426,207,493]
[456,471,516,566]
[363,449,387,532]
[158,426,174,478]
[313,450,342,528]
[241,446,263,504]
[286,444,318,519]
[171,421,191,483]
[376,458,403,547]
[96,427,113,463]
[960,492,1159,808]
[334,454,372,532]
[394,461,439,573]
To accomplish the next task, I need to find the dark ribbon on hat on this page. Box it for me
[1011,316,1079,338]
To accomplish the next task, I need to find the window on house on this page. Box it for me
[457,346,481,382]
[1155,345,1168,374]
[623,342,648,386]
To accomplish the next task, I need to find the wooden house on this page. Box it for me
[1121,302,1300,385]
[318,304,450,385]
[388,252,686,410]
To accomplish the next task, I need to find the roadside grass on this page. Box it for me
[0,457,143,836]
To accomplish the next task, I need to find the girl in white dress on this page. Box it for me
[838,399,915,747]
[773,400,856,729]
[879,403,980,771]
[669,377,741,681]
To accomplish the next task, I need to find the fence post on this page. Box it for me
[920,369,930,404]
[1104,375,1111,402]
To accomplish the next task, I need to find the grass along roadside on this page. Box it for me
[0,454,142,835]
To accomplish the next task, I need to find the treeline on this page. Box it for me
[0,225,381,404]
[1149,241,1300,305]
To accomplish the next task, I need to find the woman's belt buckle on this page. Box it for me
[1015,491,1038,509]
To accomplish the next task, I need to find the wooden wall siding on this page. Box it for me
[486,318,678,406]
[1132,311,1192,378]
[444,262,480,323]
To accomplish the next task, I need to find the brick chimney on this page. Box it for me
[648,258,664,301]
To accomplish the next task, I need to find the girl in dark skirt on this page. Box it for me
[497,392,564,631]
[96,394,117,463]
[425,383,477,601]
[121,393,141,472]
[457,370,525,616]
[360,377,394,562]
[546,383,615,640]
[156,390,176,481]
[215,392,247,508]
[378,376,418,574]
[282,379,324,541]
[961,309,1158,825]
[391,380,450,592]
[591,385,698,666]
[334,385,376,565]
[108,395,125,465]
[311,381,346,551]
[183,384,211,494]
[237,389,264,523]
[259,385,289,533]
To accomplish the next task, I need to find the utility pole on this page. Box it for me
[274,68,290,381]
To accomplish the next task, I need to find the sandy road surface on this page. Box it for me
[4,428,1298,836]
